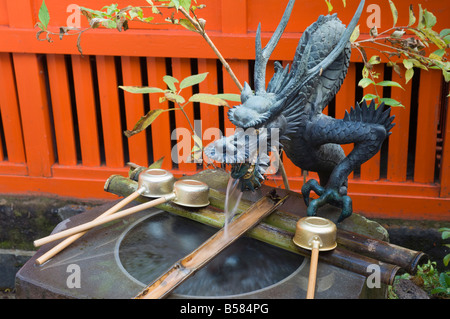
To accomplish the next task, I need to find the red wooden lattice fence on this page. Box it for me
[0,0,448,220]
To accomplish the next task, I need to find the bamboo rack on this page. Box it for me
[104,173,427,285]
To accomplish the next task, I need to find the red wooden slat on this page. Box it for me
[13,53,54,176]
[171,58,197,172]
[5,0,34,28]
[440,98,450,197]
[0,53,26,163]
[46,54,77,166]
[121,56,149,167]
[146,57,172,170]
[414,70,441,184]
[197,58,220,168]
[360,64,384,181]
[96,55,124,168]
[222,60,248,130]
[387,69,412,182]
[71,55,101,166]
[221,0,247,34]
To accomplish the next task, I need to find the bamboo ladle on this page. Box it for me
[35,168,176,264]
[293,216,337,299]
[34,176,210,255]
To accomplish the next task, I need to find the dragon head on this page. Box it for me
[204,124,279,192]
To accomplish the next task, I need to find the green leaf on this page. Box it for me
[442,230,450,240]
[388,0,398,26]
[102,19,117,29]
[408,5,416,27]
[376,81,404,90]
[423,9,437,29]
[119,86,165,94]
[440,272,450,288]
[129,7,144,20]
[324,0,333,14]
[179,0,191,12]
[163,75,179,92]
[358,78,375,89]
[443,35,450,45]
[360,94,379,103]
[408,58,428,70]
[189,93,228,106]
[215,93,241,102]
[368,55,381,65]
[350,25,360,43]
[171,0,180,10]
[440,29,450,38]
[165,92,185,104]
[124,109,164,137]
[405,68,414,84]
[403,59,414,70]
[179,72,208,90]
[179,19,198,32]
[418,4,425,29]
[443,254,450,267]
[429,49,446,61]
[422,28,447,49]
[148,157,165,169]
[431,287,447,294]
[379,97,404,107]
[38,0,50,29]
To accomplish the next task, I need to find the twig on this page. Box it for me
[178,7,243,92]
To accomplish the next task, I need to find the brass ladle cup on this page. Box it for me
[293,216,337,299]
[34,176,209,257]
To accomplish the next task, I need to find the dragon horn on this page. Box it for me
[254,0,296,94]
[307,0,365,76]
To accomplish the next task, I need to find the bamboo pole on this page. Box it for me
[34,193,175,247]
[35,186,146,265]
[104,174,404,285]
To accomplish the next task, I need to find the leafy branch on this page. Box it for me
[120,73,240,162]
[35,0,243,91]
[348,0,450,106]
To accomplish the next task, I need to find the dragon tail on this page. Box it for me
[343,99,395,135]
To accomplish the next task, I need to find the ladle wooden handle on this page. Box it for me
[35,187,146,265]
[306,241,320,299]
[34,193,175,248]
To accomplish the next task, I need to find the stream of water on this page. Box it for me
[223,177,243,239]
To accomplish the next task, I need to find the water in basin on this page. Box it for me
[118,212,304,297]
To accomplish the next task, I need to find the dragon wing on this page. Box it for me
[267,14,352,126]
[227,0,364,132]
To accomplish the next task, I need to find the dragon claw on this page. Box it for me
[302,180,353,223]
[301,179,324,207]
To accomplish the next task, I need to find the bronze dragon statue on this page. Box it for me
[204,0,395,223]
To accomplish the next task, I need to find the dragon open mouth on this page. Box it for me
[204,127,279,191]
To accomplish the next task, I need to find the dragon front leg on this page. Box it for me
[303,182,353,223]
[301,100,395,222]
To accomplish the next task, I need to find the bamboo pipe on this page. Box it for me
[34,193,175,247]
[207,185,427,274]
[35,187,146,265]
[135,192,289,299]
[104,174,403,285]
